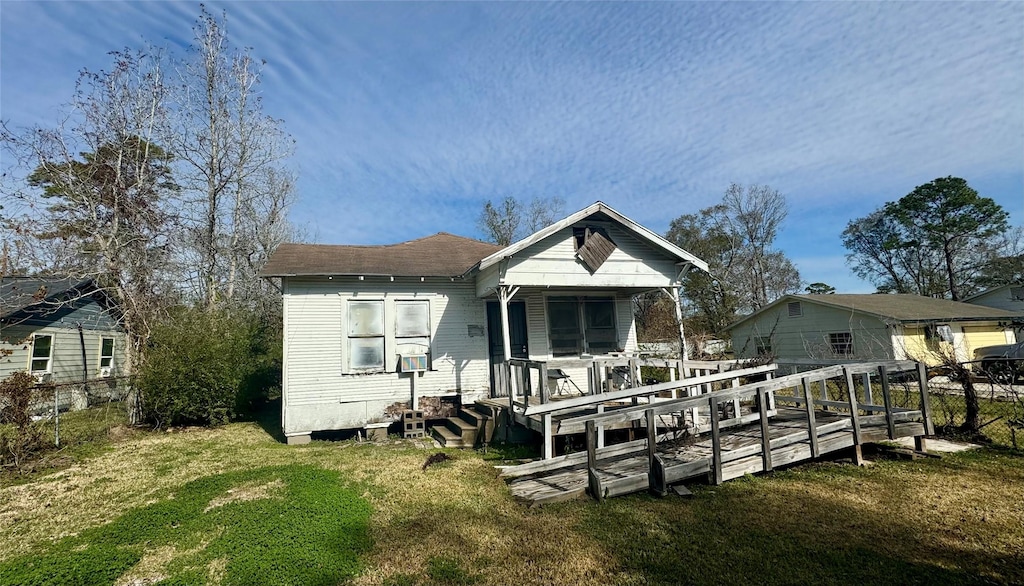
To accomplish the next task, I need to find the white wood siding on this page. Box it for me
[282,277,490,434]
[476,224,680,295]
[967,287,1024,314]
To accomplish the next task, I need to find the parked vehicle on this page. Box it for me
[973,342,1024,383]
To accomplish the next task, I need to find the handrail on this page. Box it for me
[560,360,919,428]
[522,363,778,416]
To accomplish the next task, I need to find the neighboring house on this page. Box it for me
[1,277,127,400]
[964,284,1024,315]
[726,294,1019,365]
[261,202,708,444]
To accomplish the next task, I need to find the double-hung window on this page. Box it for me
[99,338,115,370]
[755,336,772,356]
[348,300,385,371]
[30,334,53,373]
[547,296,617,356]
[395,300,431,368]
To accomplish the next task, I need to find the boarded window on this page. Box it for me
[787,302,802,317]
[547,296,618,356]
[573,226,617,273]
[348,300,384,371]
[828,332,853,356]
[31,334,53,373]
[395,300,431,369]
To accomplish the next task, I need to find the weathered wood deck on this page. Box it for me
[497,361,933,504]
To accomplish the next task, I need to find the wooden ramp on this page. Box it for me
[499,361,934,505]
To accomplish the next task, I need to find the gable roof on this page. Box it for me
[474,201,709,274]
[0,276,97,319]
[963,284,1024,302]
[726,293,1021,331]
[260,233,503,278]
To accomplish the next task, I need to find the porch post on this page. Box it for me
[497,285,521,362]
[671,286,688,371]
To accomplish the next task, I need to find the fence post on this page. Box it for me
[538,362,549,404]
[843,367,863,465]
[647,408,667,496]
[878,365,895,440]
[709,395,723,485]
[586,420,602,501]
[757,387,772,472]
[917,361,935,436]
[801,377,819,458]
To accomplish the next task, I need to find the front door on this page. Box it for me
[487,301,528,396]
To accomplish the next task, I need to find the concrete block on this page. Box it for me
[286,434,312,445]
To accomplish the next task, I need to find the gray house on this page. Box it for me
[1,277,127,402]
[727,293,1018,366]
[964,284,1024,315]
[261,202,708,444]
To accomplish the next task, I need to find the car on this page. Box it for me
[973,341,1024,383]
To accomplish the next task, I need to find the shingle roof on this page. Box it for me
[0,276,95,319]
[260,233,504,278]
[801,294,1021,321]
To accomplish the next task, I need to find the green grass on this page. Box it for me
[0,464,371,586]
[1,417,1022,585]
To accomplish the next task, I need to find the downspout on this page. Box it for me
[77,323,89,393]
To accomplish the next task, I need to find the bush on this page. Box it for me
[0,371,48,468]
[138,306,280,427]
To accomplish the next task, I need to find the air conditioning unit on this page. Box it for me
[99,367,112,378]
[33,372,52,384]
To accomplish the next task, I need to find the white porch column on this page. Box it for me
[497,284,521,362]
[662,285,689,374]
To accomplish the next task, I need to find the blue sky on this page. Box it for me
[2,1,1022,293]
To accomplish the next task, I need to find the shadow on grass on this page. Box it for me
[249,398,287,444]
[0,464,371,586]
[578,451,1024,585]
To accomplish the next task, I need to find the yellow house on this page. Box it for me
[727,294,1019,366]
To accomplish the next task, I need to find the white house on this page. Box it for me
[261,202,708,444]
[964,284,1024,315]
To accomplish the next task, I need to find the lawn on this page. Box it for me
[1,415,1022,585]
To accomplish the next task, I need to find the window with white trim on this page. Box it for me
[828,332,853,356]
[755,336,772,356]
[547,296,617,356]
[99,337,115,369]
[395,300,431,369]
[347,300,385,371]
[30,334,53,373]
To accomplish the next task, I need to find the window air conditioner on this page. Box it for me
[99,367,112,378]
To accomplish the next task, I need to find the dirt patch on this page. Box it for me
[204,478,285,512]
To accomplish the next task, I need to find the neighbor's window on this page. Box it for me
[348,300,384,370]
[828,332,853,356]
[30,334,53,373]
[546,297,617,356]
[755,336,772,356]
[99,337,115,369]
[395,300,431,368]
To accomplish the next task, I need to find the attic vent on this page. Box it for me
[787,301,802,317]
[574,226,616,273]
[1011,286,1024,301]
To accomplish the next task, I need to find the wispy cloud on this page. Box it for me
[2,1,1022,289]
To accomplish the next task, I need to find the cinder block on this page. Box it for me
[403,410,426,439]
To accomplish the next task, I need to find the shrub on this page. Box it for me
[0,371,48,468]
[138,306,279,427]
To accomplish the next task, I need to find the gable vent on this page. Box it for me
[787,301,803,317]
[575,226,616,273]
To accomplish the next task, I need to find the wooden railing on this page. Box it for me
[556,360,932,500]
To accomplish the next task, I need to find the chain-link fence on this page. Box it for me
[1,375,132,471]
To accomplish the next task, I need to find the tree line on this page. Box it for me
[1,7,295,425]
[478,177,1020,346]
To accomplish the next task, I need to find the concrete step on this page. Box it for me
[431,425,468,448]
[462,407,495,445]
[445,416,478,446]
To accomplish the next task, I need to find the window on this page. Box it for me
[30,334,53,373]
[99,338,115,369]
[828,332,853,356]
[787,302,802,317]
[546,297,617,356]
[348,300,384,371]
[755,336,772,356]
[395,300,431,368]
[1011,286,1024,301]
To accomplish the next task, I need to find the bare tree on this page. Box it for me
[478,196,565,246]
[171,6,295,308]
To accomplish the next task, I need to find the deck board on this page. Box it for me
[505,406,926,504]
